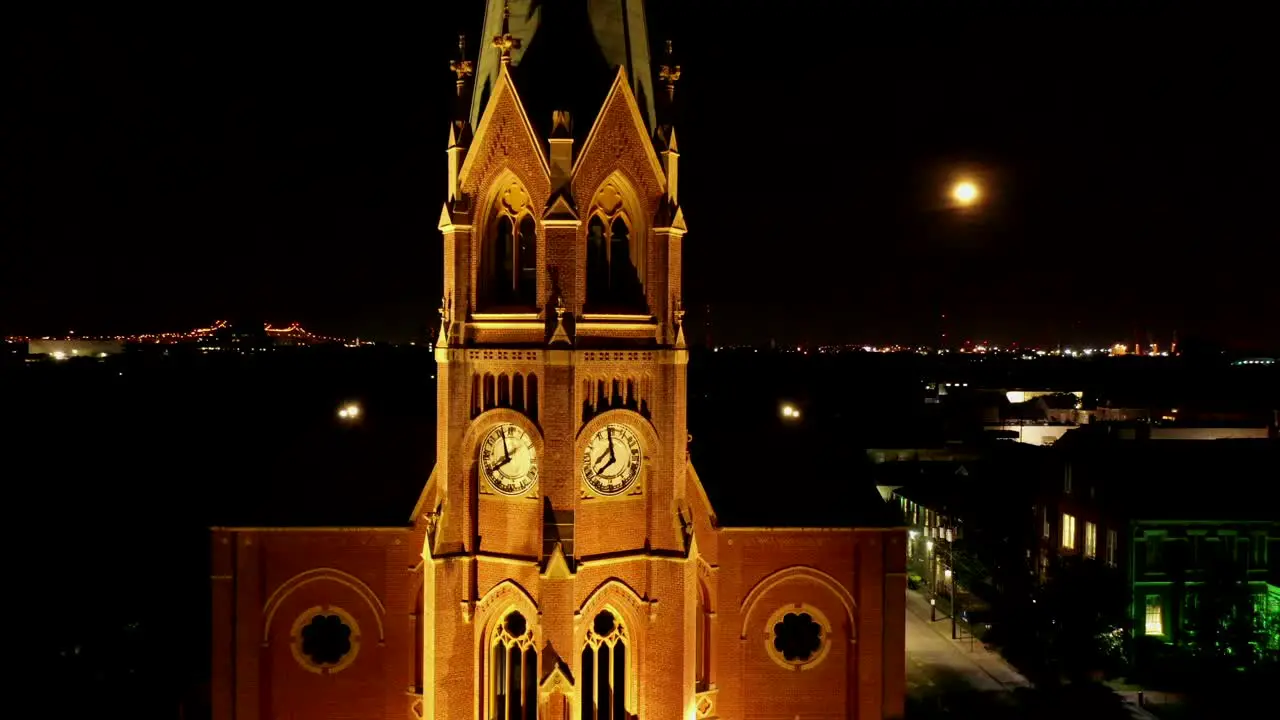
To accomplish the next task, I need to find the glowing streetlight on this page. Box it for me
[780,403,801,420]
[951,180,980,206]
[338,402,362,420]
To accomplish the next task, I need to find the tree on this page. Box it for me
[1036,555,1130,680]
[1183,561,1264,676]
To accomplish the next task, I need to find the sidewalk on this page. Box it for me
[905,588,1030,689]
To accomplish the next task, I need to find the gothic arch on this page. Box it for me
[738,565,856,641]
[577,578,646,718]
[263,567,387,643]
[474,579,541,720]
[409,565,426,693]
[577,578,647,631]
[474,579,541,637]
[583,171,649,311]
[475,168,541,311]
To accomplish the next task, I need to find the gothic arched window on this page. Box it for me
[482,181,538,311]
[488,610,537,720]
[696,581,712,691]
[584,182,646,313]
[581,610,628,720]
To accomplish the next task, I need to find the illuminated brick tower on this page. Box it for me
[210,3,906,719]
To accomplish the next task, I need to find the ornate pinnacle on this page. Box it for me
[549,295,571,346]
[437,295,452,347]
[450,34,473,97]
[673,297,687,348]
[658,40,682,103]
[492,0,521,64]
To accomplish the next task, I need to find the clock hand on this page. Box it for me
[594,448,614,472]
[597,453,617,474]
[501,433,512,463]
[592,446,611,467]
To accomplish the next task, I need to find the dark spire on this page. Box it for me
[470,0,658,139]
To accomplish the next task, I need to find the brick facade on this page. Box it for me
[211,56,905,720]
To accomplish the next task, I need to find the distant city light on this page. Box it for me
[780,403,801,420]
[338,403,362,420]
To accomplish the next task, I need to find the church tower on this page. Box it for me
[424,1,693,717]
[210,5,905,719]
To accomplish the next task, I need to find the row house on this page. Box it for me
[1033,432,1279,651]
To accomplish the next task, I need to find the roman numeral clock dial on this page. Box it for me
[481,423,538,496]
[581,423,642,496]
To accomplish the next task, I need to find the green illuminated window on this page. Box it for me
[1145,595,1164,636]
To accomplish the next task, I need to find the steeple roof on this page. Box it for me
[470,0,658,142]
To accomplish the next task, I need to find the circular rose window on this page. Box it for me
[290,605,361,674]
[764,604,832,671]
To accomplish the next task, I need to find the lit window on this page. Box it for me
[1106,529,1117,567]
[1085,522,1097,559]
[1061,513,1077,550]
[1144,596,1163,636]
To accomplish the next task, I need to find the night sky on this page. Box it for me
[6,2,1277,349]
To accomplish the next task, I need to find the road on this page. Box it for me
[905,589,1017,716]
[903,589,1155,720]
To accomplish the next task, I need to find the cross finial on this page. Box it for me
[450,34,474,97]
[555,295,566,320]
[493,1,521,64]
[659,40,681,103]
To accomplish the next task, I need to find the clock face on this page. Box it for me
[480,423,538,496]
[581,423,643,496]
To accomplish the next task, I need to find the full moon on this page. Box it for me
[951,180,979,205]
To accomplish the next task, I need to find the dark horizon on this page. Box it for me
[6,2,1277,348]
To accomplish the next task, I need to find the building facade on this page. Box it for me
[1032,436,1279,651]
[210,3,906,719]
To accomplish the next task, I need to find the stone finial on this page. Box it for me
[492,0,521,64]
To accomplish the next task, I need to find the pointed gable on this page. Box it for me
[571,67,666,207]
[458,64,551,203]
[543,188,579,222]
